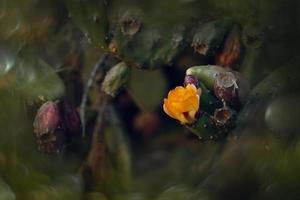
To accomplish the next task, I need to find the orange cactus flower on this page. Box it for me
[163,84,201,124]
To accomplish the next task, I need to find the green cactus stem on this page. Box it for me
[191,18,233,56]
[64,0,108,48]
[199,82,222,115]
[187,106,236,140]
[186,65,228,90]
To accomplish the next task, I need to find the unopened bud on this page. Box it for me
[34,102,61,136]
[33,101,66,154]
[183,75,199,87]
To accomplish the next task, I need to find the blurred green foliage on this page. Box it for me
[128,68,167,111]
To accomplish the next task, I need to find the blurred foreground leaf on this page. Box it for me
[14,47,65,100]
[127,69,167,111]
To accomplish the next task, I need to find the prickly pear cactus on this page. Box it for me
[64,0,108,48]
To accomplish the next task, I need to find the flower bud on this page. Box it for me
[33,101,67,154]
[33,102,61,136]
[183,75,199,87]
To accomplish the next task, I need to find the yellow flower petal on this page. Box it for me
[163,99,176,119]
[163,84,200,124]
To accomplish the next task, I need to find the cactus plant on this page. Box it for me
[0,0,300,199]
